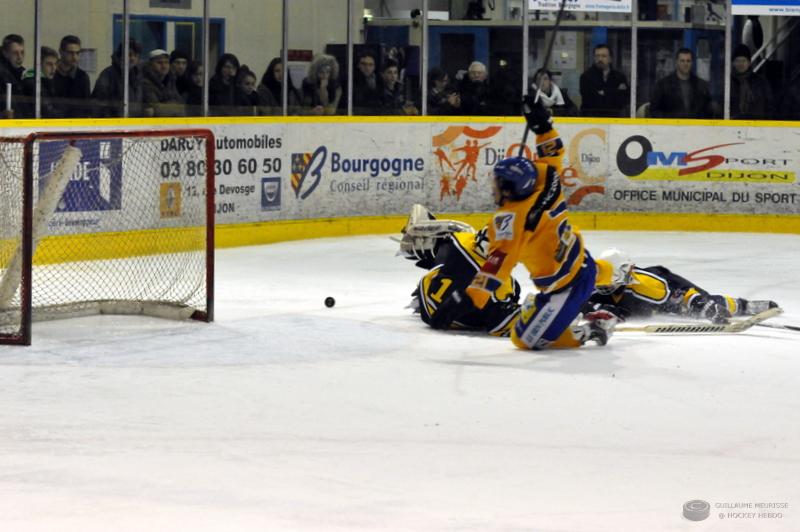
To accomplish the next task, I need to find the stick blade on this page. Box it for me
[617,307,784,335]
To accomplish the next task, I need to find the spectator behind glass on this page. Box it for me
[650,48,714,119]
[170,50,192,97]
[301,53,342,115]
[235,65,261,115]
[579,44,630,117]
[141,48,185,117]
[209,53,250,116]
[489,63,521,116]
[91,38,143,117]
[533,68,577,117]
[730,44,773,120]
[459,61,491,115]
[1,34,25,116]
[257,57,301,115]
[780,75,800,120]
[183,60,204,116]
[427,67,461,115]
[353,51,381,115]
[379,59,417,115]
[19,46,60,118]
[52,35,91,117]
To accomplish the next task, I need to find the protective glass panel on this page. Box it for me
[730,13,779,121]
[288,0,349,116]
[636,0,726,119]
[427,20,523,116]
[0,1,34,119]
[207,0,283,116]
[355,5,422,117]
[126,1,209,117]
[527,9,632,118]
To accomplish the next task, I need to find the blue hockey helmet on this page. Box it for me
[492,156,538,204]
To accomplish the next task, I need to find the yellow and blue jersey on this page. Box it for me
[465,129,585,309]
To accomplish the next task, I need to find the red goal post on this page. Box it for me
[0,129,215,345]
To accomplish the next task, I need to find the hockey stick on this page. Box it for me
[755,321,800,332]
[517,0,568,157]
[615,307,783,334]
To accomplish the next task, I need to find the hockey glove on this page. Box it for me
[429,289,476,330]
[689,296,731,324]
[584,303,629,322]
[522,94,553,135]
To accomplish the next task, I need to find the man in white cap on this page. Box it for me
[141,48,184,117]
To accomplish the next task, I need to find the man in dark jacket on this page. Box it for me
[459,61,491,116]
[352,51,381,115]
[579,44,629,117]
[650,48,715,119]
[1,34,25,116]
[170,49,192,97]
[730,44,773,120]
[52,35,92,117]
[91,39,143,117]
[142,49,185,117]
[18,46,61,118]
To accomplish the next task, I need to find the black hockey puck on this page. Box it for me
[324,296,336,308]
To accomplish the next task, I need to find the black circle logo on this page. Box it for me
[617,135,653,177]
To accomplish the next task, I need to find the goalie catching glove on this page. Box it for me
[522,93,553,135]
[398,204,475,270]
[429,289,477,330]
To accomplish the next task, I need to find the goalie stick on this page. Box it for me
[517,0,568,157]
[614,307,783,334]
[755,321,800,332]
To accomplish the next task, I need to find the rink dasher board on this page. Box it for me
[2,117,799,237]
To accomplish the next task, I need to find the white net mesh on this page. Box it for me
[0,131,213,342]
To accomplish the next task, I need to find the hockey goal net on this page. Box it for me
[0,129,215,345]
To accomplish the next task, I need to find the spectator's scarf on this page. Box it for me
[539,84,565,109]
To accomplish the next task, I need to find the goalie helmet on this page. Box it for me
[595,248,635,295]
[398,204,474,267]
[492,156,538,204]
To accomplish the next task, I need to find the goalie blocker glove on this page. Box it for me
[429,289,477,330]
[522,94,553,135]
[688,295,731,324]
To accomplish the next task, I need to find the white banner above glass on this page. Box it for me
[529,0,631,13]
[732,0,800,16]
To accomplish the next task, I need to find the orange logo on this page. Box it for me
[432,125,502,202]
[560,128,607,206]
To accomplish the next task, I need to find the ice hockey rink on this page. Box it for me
[1,229,799,531]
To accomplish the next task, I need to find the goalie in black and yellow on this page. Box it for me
[427,96,616,349]
[398,205,521,336]
[587,248,779,324]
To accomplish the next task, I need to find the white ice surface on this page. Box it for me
[1,231,799,532]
